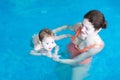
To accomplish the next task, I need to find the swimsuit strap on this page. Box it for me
[71,26,82,41]
[78,44,104,53]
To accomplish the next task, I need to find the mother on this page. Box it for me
[53,10,107,80]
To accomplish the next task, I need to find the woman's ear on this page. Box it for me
[39,40,41,44]
[96,28,102,33]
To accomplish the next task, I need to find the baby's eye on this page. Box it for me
[46,43,49,45]
[52,42,54,44]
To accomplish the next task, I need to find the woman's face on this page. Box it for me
[41,36,56,51]
[80,19,95,39]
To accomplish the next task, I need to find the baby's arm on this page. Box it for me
[32,34,42,51]
[30,50,42,56]
[30,34,43,55]
[30,44,43,56]
[32,34,39,46]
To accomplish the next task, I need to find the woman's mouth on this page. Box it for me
[81,31,86,34]
[81,32,87,38]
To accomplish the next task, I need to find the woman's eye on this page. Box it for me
[81,23,84,27]
[82,24,88,30]
[52,42,54,44]
[85,27,88,30]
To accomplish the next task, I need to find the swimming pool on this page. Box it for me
[0,0,120,80]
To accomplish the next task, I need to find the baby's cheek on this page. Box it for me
[42,44,48,49]
[53,43,56,47]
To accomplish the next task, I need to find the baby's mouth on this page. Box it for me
[49,47,52,50]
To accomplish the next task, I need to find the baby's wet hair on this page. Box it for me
[39,28,54,41]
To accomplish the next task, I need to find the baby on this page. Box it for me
[30,28,72,59]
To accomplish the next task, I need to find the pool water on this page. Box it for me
[0,0,120,80]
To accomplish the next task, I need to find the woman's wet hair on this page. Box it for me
[39,28,54,41]
[84,10,107,30]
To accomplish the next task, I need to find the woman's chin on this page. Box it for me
[81,35,87,40]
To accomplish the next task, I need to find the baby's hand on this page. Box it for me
[30,50,42,56]
[46,53,52,58]
[55,46,59,51]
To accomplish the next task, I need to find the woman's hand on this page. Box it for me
[52,54,61,61]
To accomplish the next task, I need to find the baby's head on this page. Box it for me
[39,28,56,51]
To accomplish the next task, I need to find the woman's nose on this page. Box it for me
[81,27,86,32]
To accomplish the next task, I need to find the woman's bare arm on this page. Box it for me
[52,25,70,33]
[57,46,103,65]
[55,34,72,40]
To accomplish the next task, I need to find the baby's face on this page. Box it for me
[41,36,56,51]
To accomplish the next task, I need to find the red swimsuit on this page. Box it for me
[68,26,104,64]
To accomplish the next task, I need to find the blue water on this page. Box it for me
[0,0,120,80]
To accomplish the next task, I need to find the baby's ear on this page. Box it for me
[54,36,57,40]
[53,35,56,39]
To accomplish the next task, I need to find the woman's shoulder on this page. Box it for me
[92,35,104,50]
[88,37,104,55]
[95,35,104,45]
[86,35,104,49]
